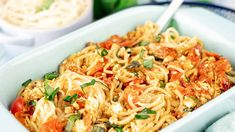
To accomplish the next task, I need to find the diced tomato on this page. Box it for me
[40,119,64,132]
[100,35,123,49]
[10,97,25,115]
[94,72,103,78]
[154,46,177,59]
[132,78,145,84]
[123,85,143,109]
[77,100,85,109]
[103,76,114,87]
[187,44,202,65]
[119,40,135,47]
[218,73,231,91]
[68,89,85,98]
[177,85,195,96]
[88,61,104,76]
[14,112,28,125]
[205,51,220,59]
[215,58,231,73]
[169,70,182,82]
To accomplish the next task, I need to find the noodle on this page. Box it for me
[10,21,235,132]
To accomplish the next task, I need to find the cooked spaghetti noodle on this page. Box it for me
[0,0,88,29]
[10,22,234,132]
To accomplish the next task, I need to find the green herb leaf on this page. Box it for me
[101,49,108,57]
[92,126,105,132]
[141,108,156,114]
[139,49,145,59]
[63,94,78,104]
[135,114,150,119]
[143,59,153,69]
[138,41,149,46]
[126,61,141,69]
[106,122,123,132]
[159,80,166,88]
[44,82,59,101]
[37,0,54,12]
[183,108,193,112]
[44,71,59,80]
[65,113,82,132]
[133,72,138,76]
[27,100,36,106]
[155,34,162,42]
[185,76,190,82]
[80,79,96,89]
[115,126,123,132]
[135,108,156,120]
[22,79,32,87]
[170,35,175,40]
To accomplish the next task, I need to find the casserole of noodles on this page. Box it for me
[10,22,235,132]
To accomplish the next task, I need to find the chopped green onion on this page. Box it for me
[63,94,78,104]
[159,80,166,88]
[139,49,145,59]
[143,59,153,69]
[135,108,156,120]
[138,41,149,46]
[115,126,123,132]
[135,114,150,119]
[133,72,138,76]
[183,108,193,112]
[126,61,141,69]
[44,71,59,80]
[27,100,36,106]
[44,82,59,101]
[106,122,123,132]
[92,126,105,132]
[141,108,156,114]
[113,95,119,102]
[37,0,54,12]
[185,76,190,82]
[22,79,32,87]
[155,34,162,42]
[101,49,108,57]
[170,35,175,40]
[80,79,96,89]
[65,113,82,132]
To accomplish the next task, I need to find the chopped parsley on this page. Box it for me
[159,80,166,88]
[139,49,145,59]
[80,79,96,90]
[63,94,78,104]
[135,108,156,120]
[126,61,141,69]
[65,113,82,132]
[138,41,149,46]
[44,71,59,80]
[44,81,59,101]
[22,79,32,87]
[133,72,139,76]
[101,49,108,56]
[143,59,153,69]
[27,100,36,106]
[155,34,162,42]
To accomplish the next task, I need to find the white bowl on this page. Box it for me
[0,0,93,60]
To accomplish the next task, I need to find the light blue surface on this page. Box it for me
[0,5,235,132]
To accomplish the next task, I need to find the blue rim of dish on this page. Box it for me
[144,1,235,13]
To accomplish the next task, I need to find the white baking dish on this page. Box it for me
[0,5,235,132]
